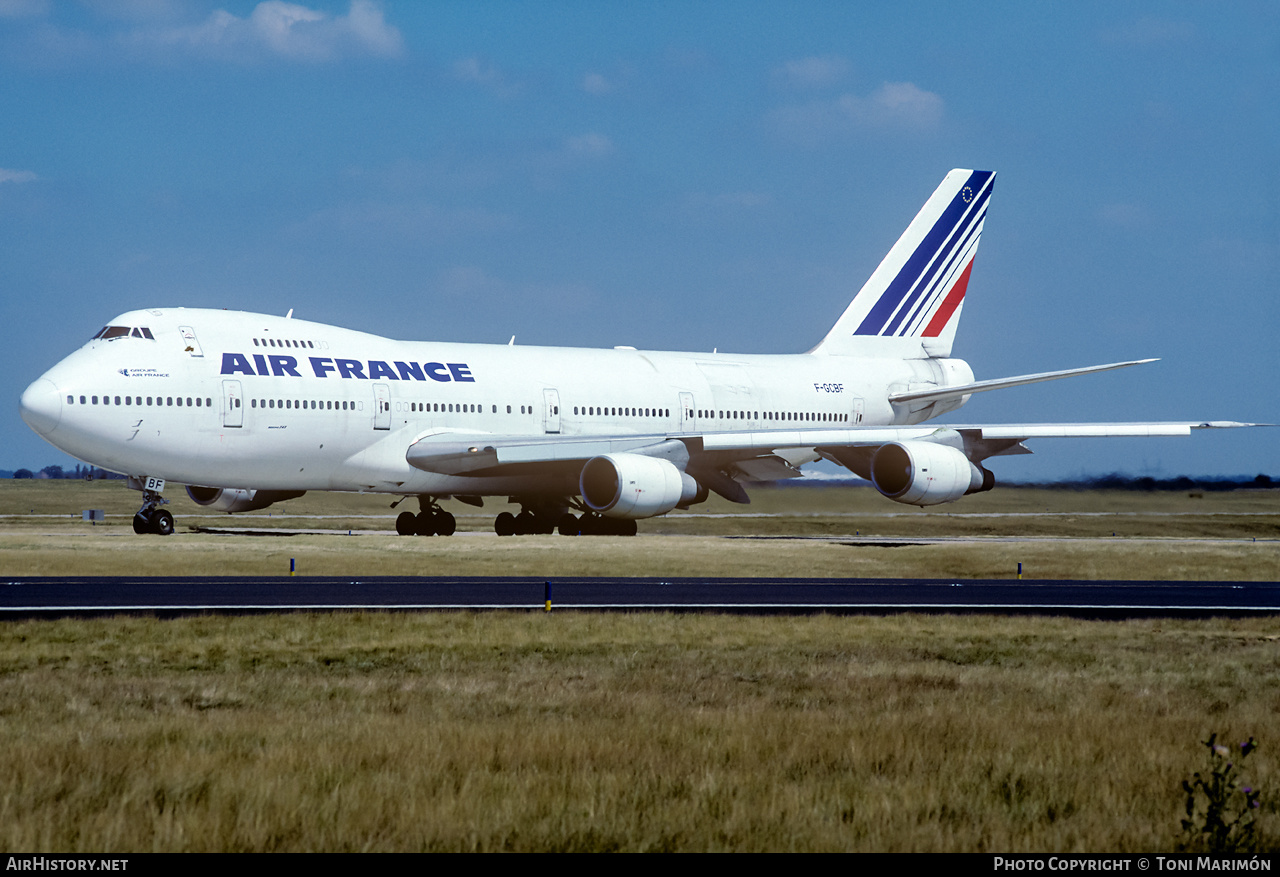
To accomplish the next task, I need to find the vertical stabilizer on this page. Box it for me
[812,169,994,358]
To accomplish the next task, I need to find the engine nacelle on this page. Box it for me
[870,441,994,506]
[185,486,306,513]
[580,453,702,519]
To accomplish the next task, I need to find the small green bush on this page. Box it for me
[1180,733,1261,853]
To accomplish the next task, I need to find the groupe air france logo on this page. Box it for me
[961,185,975,203]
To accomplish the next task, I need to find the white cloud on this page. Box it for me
[682,191,771,214]
[25,0,408,64]
[564,133,613,157]
[768,80,944,144]
[150,1,403,61]
[863,81,943,126]
[453,56,520,96]
[581,72,613,95]
[774,55,849,89]
[0,168,38,184]
[1098,202,1149,229]
[78,1,187,23]
[294,200,514,242]
[1100,16,1195,47]
[432,265,597,315]
[0,0,47,16]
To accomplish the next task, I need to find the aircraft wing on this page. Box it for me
[405,421,1259,499]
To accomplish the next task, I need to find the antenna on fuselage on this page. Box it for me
[509,336,515,346]
[285,309,294,319]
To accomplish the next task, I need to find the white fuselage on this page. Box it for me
[21,307,970,496]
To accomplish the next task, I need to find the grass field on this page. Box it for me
[1,480,1277,851]
[1,479,1278,580]
[0,612,1276,852]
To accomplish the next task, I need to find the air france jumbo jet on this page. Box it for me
[19,169,1255,537]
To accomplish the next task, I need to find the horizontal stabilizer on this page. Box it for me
[889,359,1158,405]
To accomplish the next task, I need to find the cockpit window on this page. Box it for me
[92,326,154,341]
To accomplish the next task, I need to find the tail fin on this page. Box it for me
[812,168,995,358]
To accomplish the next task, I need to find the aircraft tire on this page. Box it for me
[437,511,457,536]
[494,512,516,536]
[557,513,579,536]
[395,512,416,536]
[514,511,536,535]
[132,512,151,535]
[414,511,435,536]
[150,509,175,536]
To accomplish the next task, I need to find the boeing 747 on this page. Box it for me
[18,169,1256,536]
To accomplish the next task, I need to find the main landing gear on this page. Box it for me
[395,497,457,537]
[129,476,174,536]
[493,500,638,537]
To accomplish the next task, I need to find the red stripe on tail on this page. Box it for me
[922,260,974,337]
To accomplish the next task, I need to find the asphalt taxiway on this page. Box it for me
[1,576,1277,618]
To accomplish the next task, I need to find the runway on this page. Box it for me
[1,576,1278,618]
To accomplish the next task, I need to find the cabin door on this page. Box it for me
[221,380,243,428]
[372,383,391,430]
[850,397,865,425]
[679,392,695,431]
[543,388,561,434]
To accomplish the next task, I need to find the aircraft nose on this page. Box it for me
[20,378,62,437]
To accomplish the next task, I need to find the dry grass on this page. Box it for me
[1,480,1278,580]
[0,612,1277,852]
[2,482,1278,851]
[0,530,1277,581]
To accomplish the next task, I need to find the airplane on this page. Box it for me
[18,168,1258,537]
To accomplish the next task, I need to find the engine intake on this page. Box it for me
[870,441,993,506]
[580,453,702,519]
[185,486,306,514]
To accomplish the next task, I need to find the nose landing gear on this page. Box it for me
[129,476,174,536]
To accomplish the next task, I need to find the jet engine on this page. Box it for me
[185,486,306,513]
[580,453,703,519]
[870,441,994,506]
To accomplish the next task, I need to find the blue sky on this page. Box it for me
[2,1,1276,480]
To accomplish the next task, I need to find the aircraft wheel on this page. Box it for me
[395,512,416,536]
[437,511,457,537]
[132,512,151,535]
[620,519,638,537]
[557,513,579,536]
[414,511,436,536]
[514,511,536,535]
[494,512,515,536]
[150,509,175,536]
